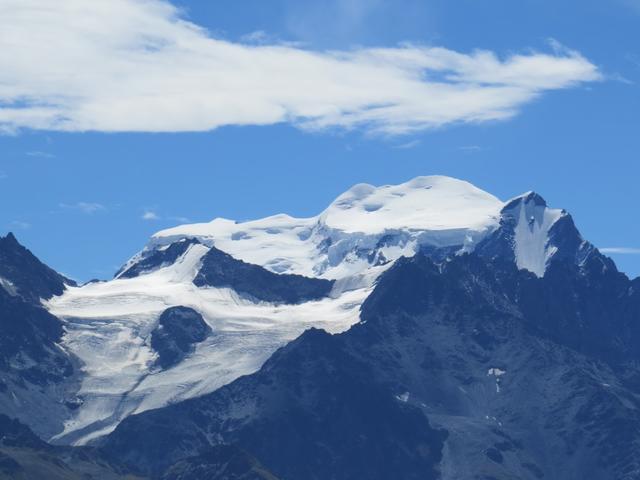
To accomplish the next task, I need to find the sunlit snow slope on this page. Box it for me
[45,176,569,445]
[149,176,502,279]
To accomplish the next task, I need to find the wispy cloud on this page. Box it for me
[600,247,640,254]
[285,0,386,44]
[621,0,640,13]
[142,210,160,221]
[625,53,640,69]
[608,72,634,85]
[60,202,107,214]
[0,171,7,180]
[10,220,31,230]
[169,216,191,223]
[240,30,278,45]
[240,30,301,48]
[26,150,55,158]
[458,145,483,153]
[393,139,421,149]
[0,1,601,136]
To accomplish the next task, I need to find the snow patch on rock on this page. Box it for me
[503,192,565,277]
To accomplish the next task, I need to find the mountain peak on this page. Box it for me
[0,233,72,300]
[503,191,548,211]
[150,175,502,279]
[477,189,573,278]
[148,176,596,281]
[42,175,617,447]
[320,175,502,235]
[1,232,20,247]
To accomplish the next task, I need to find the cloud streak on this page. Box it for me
[9,221,30,230]
[393,139,421,149]
[600,247,640,255]
[0,0,601,135]
[621,0,640,13]
[26,151,56,159]
[60,202,107,214]
[142,211,160,221]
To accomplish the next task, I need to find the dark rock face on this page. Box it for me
[117,238,201,279]
[105,248,640,480]
[0,414,49,451]
[151,307,211,369]
[161,445,279,480]
[0,451,22,476]
[0,233,73,302]
[193,246,334,304]
[0,234,77,441]
[0,233,72,382]
[357,253,640,479]
[0,286,71,385]
[104,325,448,480]
[365,248,640,365]
[0,414,142,479]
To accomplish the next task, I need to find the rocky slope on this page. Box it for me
[0,234,79,440]
[0,414,139,480]
[104,247,640,479]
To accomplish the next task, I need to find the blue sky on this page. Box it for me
[1,0,639,281]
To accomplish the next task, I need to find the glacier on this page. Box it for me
[45,175,570,445]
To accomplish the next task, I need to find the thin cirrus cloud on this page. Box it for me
[393,139,422,149]
[621,0,640,12]
[0,0,601,135]
[458,145,483,153]
[10,221,31,230]
[26,151,56,159]
[600,247,640,255]
[60,202,107,214]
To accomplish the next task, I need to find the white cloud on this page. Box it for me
[60,202,107,214]
[0,0,601,135]
[142,211,160,221]
[600,247,640,254]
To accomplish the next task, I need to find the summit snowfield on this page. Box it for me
[149,176,503,279]
[46,176,576,445]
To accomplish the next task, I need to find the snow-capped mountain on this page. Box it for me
[104,235,640,480]
[1,175,637,479]
[39,175,596,446]
[129,176,583,281]
[142,175,502,279]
